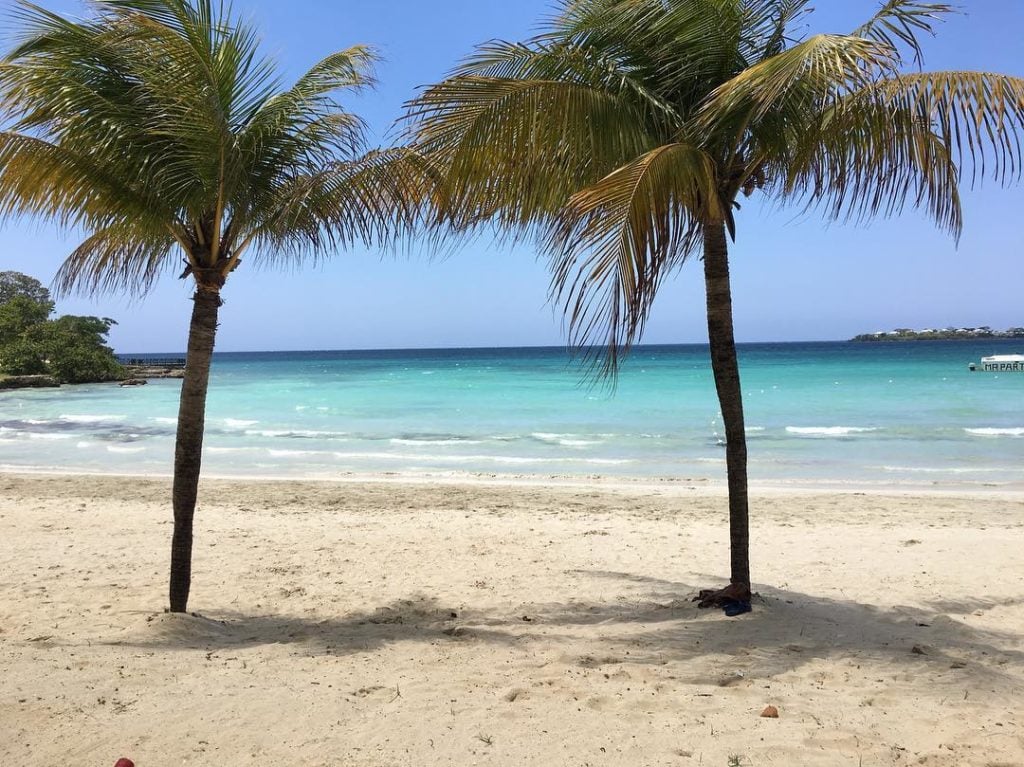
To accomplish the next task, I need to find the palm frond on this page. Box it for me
[852,0,955,67]
[241,46,377,170]
[697,33,892,145]
[452,38,680,126]
[548,143,721,376]
[0,131,178,231]
[553,0,748,96]
[740,0,813,61]
[406,40,661,235]
[249,147,438,264]
[53,225,175,297]
[780,69,1024,237]
[871,71,1024,186]
[778,101,963,235]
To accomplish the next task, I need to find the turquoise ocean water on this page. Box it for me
[1,341,1022,488]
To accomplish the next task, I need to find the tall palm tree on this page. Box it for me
[405,0,1024,606]
[0,0,428,612]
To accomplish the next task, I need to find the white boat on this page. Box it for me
[969,354,1024,372]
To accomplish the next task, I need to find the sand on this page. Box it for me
[1,472,1023,766]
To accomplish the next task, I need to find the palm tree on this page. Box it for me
[0,0,428,612]
[405,0,1024,606]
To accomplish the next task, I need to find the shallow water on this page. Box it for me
[2,341,1022,487]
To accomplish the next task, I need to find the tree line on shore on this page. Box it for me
[0,0,1022,615]
[0,271,124,384]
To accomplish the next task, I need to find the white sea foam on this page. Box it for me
[786,426,878,437]
[964,427,1024,437]
[326,451,634,466]
[151,417,177,425]
[29,433,73,441]
[390,438,483,446]
[76,441,93,448]
[107,446,146,454]
[60,414,125,423]
[223,418,259,429]
[877,465,1009,474]
[207,446,260,455]
[246,429,346,439]
[532,432,564,442]
[531,432,602,447]
[267,449,327,458]
[746,426,765,433]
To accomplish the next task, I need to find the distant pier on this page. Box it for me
[120,357,186,368]
[119,356,186,379]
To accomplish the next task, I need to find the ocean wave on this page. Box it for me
[323,451,635,466]
[531,432,603,447]
[267,449,328,458]
[786,426,878,437]
[107,445,146,454]
[59,414,126,424]
[246,428,347,439]
[964,427,1024,437]
[151,417,177,425]
[390,438,483,446]
[223,418,259,428]
[876,465,1013,474]
[29,433,73,440]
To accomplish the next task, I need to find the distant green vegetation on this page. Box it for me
[0,271,124,384]
[852,327,1024,342]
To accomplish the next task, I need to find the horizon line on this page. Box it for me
[113,336,1021,356]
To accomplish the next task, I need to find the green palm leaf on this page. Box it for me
[548,144,720,373]
[853,0,955,66]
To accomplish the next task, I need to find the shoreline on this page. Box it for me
[3,466,1024,498]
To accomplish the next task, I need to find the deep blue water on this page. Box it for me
[1,340,1022,488]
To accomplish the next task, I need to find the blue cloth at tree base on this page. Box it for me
[723,600,752,617]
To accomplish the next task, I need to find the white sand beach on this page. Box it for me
[1,473,1023,766]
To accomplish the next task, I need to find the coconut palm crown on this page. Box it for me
[0,0,427,612]
[405,0,1024,602]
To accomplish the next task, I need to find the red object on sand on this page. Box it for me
[114,759,135,767]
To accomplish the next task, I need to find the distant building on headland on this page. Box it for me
[852,326,1024,341]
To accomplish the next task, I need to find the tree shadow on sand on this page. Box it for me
[107,570,1024,691]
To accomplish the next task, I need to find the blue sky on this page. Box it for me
[1,0,1022,353]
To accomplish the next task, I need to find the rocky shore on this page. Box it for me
[0,374,60,389]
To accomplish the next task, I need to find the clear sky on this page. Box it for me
[1,0,1022,353]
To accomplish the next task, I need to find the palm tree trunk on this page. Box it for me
[168,287,221,613]
[701,220,751,595]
